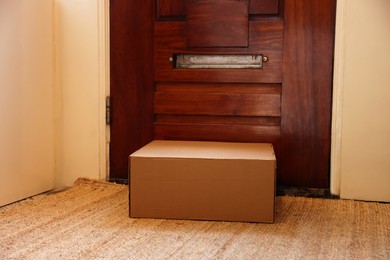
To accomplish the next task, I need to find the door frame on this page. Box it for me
[330,0,346,196]
[98,0,111,182]
[100,0,345,195]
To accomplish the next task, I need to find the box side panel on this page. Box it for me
[130,157,275,223]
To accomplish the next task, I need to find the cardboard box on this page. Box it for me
[129,140,276,223]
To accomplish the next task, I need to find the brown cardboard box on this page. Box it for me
[129,140,276,223]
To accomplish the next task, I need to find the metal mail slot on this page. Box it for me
[174,54,263,69]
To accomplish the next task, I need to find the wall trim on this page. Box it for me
[97,0,110,181]
[330,0,347,196]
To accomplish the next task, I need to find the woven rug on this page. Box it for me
[0,178,389,259]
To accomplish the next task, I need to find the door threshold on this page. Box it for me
[277,186,337,199]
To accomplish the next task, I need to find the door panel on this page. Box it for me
[154,82,281,146]
[250,0,279,15]
[155,84,281,117]
[157,0,186,19]
[155,124,281,144]
[156,0,282,18]
[153,0,282,175]
[281,0,336,187]
[186,0,249,47]
[109,0,155,180]
[110,0,336,188]
[155,20,283,83]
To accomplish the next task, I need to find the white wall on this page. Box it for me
[0,0,54,206]
[333,0,390,202]
[54,0,108,187]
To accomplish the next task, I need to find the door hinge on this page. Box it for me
[106,96,111,125]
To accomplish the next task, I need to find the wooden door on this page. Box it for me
[110,0,336,188]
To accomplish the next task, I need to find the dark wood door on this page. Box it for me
[110,0,336,188]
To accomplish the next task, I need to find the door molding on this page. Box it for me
[330,0,347,196]
[98,0,110,181]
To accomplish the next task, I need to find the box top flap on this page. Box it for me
[130,140,275,160]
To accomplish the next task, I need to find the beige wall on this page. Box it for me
[54,0,108,187]
[0,0,54,206]
[333,0,390,202]
[0,0,108,199]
